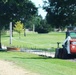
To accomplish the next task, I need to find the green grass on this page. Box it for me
[0,51,76,75]
[2,32,65,50]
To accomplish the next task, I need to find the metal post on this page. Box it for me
[33,24,35,32]
[57,42,60,48]
[10,22,12,44]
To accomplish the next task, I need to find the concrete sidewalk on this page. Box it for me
[21,49,55,58]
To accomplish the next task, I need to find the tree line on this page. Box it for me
[0,0,76,33]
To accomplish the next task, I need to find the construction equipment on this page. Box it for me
[55,26,76,59]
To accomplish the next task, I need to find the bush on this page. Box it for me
[35,20,51,33]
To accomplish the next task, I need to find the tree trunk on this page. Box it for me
[0,30,2,48]
[24,28,26,36]
[19,33,20,39]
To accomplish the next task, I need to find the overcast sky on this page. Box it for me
[30,0,47,19]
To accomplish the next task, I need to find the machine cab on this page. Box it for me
[64,26,76,54]
[66,31,76,39]
[66,26,76,38]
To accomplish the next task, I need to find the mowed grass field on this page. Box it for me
[2,32,65,50]
[1,32,76,75]
[0,51,76,75]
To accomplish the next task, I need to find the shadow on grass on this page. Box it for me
[12,56,54,60]
[2,35,9,37]
[0,49,7,52]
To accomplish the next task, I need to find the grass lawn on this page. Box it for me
[0,51,76,75]
[2,32,65,51]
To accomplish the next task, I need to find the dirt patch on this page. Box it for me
[0,60,39,75]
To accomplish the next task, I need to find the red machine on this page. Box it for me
[70,39,76,53]
[55,26,76,59]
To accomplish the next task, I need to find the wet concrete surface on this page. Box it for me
[20,49,55,58]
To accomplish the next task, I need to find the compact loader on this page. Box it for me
[55,26,76,59]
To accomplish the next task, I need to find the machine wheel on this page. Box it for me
[55,48,68,59]
[55,48,58,58]
[61,49,68,59]
[55,48,63,59]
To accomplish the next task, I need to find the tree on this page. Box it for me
[0,0,37,48]
[14,21,24,39]
[43,0,76,29]
[35,19,51,33]
[31,15,51,33]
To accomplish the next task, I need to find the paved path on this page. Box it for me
[21,49,55,58]
[31,51,55,58]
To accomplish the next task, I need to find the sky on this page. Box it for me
[30,0,47,19]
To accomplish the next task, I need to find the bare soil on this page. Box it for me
[0,60,39,75]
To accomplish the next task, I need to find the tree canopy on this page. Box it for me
[0,0,37,29]
[43,0,76,29]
